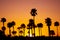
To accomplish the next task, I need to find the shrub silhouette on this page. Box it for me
[50,30,55,37]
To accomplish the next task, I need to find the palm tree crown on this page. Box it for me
[30,8,37,16]
[54,21,59,26]
[45,18,52,26]
[1,18,6,23]
[11,21,15,26]
[7,22,12,28]
[21,24,26,28]
[37,23,43,28]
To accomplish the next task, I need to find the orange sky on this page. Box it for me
[0,0,60,36]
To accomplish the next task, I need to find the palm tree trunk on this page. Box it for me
[31,28,33,36]
[9,28,11,36]
[13,26,14,31]
[57,27,58,36]
[13,26,15,36]
[39,28,40,36]
[23,28,25,37]
[18,28,20,36]
[29,28,30,37]
[41,28,42,36]
[2,22,4,34]
[48,26,50,36]
[33,16,35,37]
[34,28,35,37]
[3,22,4,26]
[3,22,4,32]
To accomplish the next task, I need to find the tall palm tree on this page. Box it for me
[30,8,37,37]
[54,21,59,36]
[7,22,12,36]
[11,21,16,36]
[45,18,52,36]
[1,18,6,34]
[21,24,26,36]
[37,23,43,36]
[27,19,36,37]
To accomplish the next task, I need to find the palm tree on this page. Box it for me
[11,21,15,31]
[27,19,36,37]
[27,23,31,37]
[45,18,52,36]
[50,30,55,37]
[19,30,23,37]
[12,31,17,36]
[37,23,43,36]
[30,8,37,20]
[17,27,22,36]
[21,24,26,36]
[11,21,16,36]
[54,21,59,36]
[7,22,12,36]
[30,8,37,37]
[1,18,6,34]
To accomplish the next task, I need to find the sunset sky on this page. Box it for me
[0,0,60,36]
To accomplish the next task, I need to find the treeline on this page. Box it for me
[0,8,59,37]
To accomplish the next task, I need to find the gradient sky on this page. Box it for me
[0,0,60,36]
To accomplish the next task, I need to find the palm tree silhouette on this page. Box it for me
[11,21,16,36]
[30,8,37,37]
[37,23,43,36]
[27,23,31,37]
[54,21,59,36]
[17,27,21,36]
[19,30,23,37]
[21,24,26,36]
[45,18,52,36]
[7,22,12,36]
[27,19,36,37]
[50,30,55,37]
[1,18,6,34]
[17,27,22,36]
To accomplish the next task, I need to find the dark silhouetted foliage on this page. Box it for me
[37,23,43,36]
[45,17,52,36]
